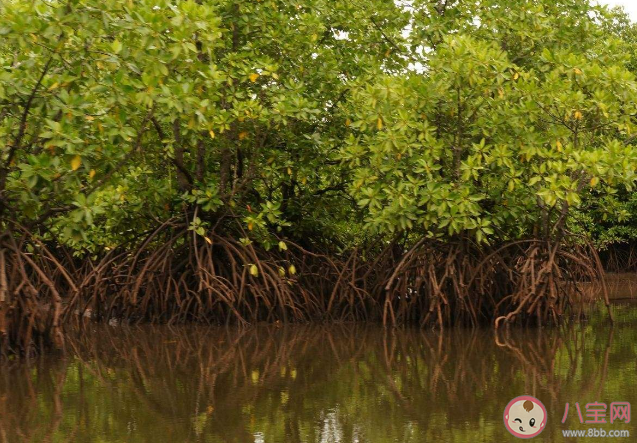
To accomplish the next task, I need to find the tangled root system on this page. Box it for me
[74,223,326,325]
[380,239,484,327]
[0,218,615,357]
[0,228,76,357]
[476,239,611,328]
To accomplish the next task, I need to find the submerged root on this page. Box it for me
[0,229,76,356]
[0,218,616,357]
[380,239,484,328]
[77,220,336,325]
[376,237,612,329]
[486,239,610,328]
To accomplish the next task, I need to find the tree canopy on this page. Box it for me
[2,0,637,353]
[2,0,636,249]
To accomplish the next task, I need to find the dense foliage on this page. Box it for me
[1,0,637,353]
[0,0,410,253]
[1,0,635,246]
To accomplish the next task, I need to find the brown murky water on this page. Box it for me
[0,303,636,442]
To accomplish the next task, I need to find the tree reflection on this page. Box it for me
[0,311,635,442]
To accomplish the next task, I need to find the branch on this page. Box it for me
[0,53,57,194]
[84,108,154,197]
[151,116,194,187]
[369,16,405,55]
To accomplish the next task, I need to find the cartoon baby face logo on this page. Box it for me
[503,395,547,439]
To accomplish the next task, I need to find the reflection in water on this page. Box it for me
[0,303,635,442]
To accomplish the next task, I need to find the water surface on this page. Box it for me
[1,303,636,442]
